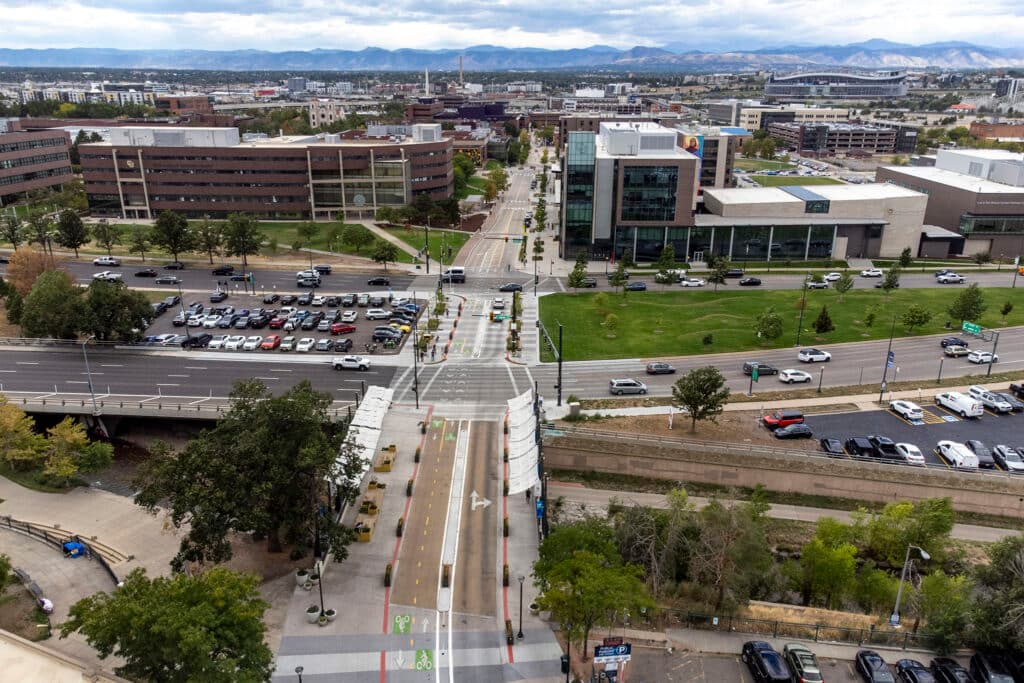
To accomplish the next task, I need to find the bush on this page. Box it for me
[384,563,392,587]
[396,518,404,537]
[414,446,421,463]
[503,516,510,537]
[502,564,510,587]
[406,479,414,497]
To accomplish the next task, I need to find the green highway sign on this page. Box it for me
[751,367,759,381]
[962,321,981,335]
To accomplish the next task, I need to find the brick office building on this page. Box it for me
[0,118,72,206]
[81,125,453,220]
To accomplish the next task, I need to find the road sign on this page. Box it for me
[962,321,982,335]
[536,498,545,519]
[751,367,759,381]
[594,644,632,663]
[886,350,895,370]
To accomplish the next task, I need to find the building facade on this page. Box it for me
[738,106,850,131]
[969,121,1024,142]
[672,124,750,191]
[765,71,908,100]
[0,119,72,206]
[767,122,897,155]
[154,95,214,115]
[81,125,452,220]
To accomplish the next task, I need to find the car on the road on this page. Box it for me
[242,335,262,351]
[738,277,761,286]
[296,337,316,352]
[341,310,358,323]
[895,443,926,466]
[367,276,390,286]
[823,272,842,282]
[608,378,647,395]
[936,273,966,284]
[492,298,505,310]
[680,277,706,287]
[936,440,979,469]
[934,269,956,279]
[860,268,883,278]
[155,275,181,285]
[967,385,1013,413]
[223,335,246,350]
[211,265,234,276]
[775,423,813,439]
[645,362,676,375]
[279,336,297,351]
[313,264,332,274]
[965,440,997,469]
[798,348,831,363]
[332,355,371,371]
[93,270,123,281]
[498,282,524,292]
[895,658,935,683]
[743,361,778,376]
[779,369,812,384]
[260,334,281,350]
[820,437,845,456]
[580,277,598,288]
[935,391,984,418]
[867,435,901,461]
[874,280,899,289]
[181,333,212,349]
[806,280,829,289]
[783,643,823,683]
[845,437,876,458]
[725,268,745,278]
[993,445,1024,473]
[890,400,924,421]
[93,256,121,266]
[940,337,969,348]
[967,350,998,364]
[229,272,252,282]
[163,261,185,270]
[762,409,804,430]
[741,641,792,683]
[856,649,896,683]
[135,268,157,277]
[929,657,970,683]
[943,344,970,358]
[625,281,647,291]
[210,290,229,303]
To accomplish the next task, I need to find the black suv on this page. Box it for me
[741,641,791,682]
[845,437,875,458]
[212,265,234,276]
[929,657,970,683]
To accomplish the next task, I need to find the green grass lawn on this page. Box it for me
[538,287,1024,361]
[734,158,797,171]
[384,226,470,265]
[752,175,844,187]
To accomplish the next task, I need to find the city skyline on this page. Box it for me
[2,0,1023,52]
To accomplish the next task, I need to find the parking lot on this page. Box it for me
[807,401,1024,472]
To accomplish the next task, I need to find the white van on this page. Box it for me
[442,267,465,283]
[935,391,984,418]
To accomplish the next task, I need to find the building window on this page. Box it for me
[619,165,678,222]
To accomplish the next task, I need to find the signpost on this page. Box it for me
[593,644,632,664]
[962,321,981,335]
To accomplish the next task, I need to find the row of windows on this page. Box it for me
[0,137,67,154]
[146,195,308,205]
[0,166,71,186]
[0,152,70,169]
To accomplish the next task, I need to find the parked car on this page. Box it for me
[845,437,875,458]
[965,440,997,469]
[315,338,334,352]
[333,338,354,352]
[994,392,1024,412]
[625,281,648,291]
[820,437,845,456]
[783,643,823,683]
[206,334,229,350]
[738,277,762,286]
[860,268,883,278]
[890,400,924,421]
[181,333,213,349]
[608,378,647,395]
[856,649,896,683]
[867,435,901,461]
[969,652,1019,683]
[492,298,505,310]
[333,355,371,371]
[242,335,262,351]
[260,334,281,350]
[680,277,706,287]
[742,361,778,376]
[936,273,965,284]
[366,308,390,320]
[280,294,298,305]
[279,336,297,351]
[341,310,358,323]
[967,350,998,364]
[340,294,356,307]
[895,443,926,466]
[774,423,813,439]
[935,391,983,418]
[741,641,792,683]
[895,658,935,683]
[779,369,812,384]
[967,385,1013,413]
[331,322,357,335]
[499,282,523,292]
[367,276,390,286]
[223,335,246,350]
[762,410,804,430]
[645,362,676,375]
[943,344,969,358]
[935,441,979,469]
[798,348,831,363]
[296,337,316,353]
[372,329,402,343]
[357,293,370,307]
[993,445,1024,473]
[135,268,157,277]
[210,290,228,303]
[929,657,971,683]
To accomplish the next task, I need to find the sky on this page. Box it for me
[2,0,1023,52]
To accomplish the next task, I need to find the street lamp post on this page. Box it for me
[295,665,304,682]
[81,335,99,416]
[890,544,930,628]
[517,575,525,639]
[795,277,808,347]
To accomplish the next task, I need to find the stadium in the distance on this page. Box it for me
[765,71,908,100]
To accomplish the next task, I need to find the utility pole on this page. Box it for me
[878,314,897,404]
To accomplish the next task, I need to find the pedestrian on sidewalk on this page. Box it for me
[525,489,531,501]
[444,306,449,316]
[430,346,436,361]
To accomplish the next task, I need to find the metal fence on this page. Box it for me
[1,515,121,586]
[11,567,51,639]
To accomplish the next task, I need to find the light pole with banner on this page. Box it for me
[890,544,930,628]
[81,335,99,416]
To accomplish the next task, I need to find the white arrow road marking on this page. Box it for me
[470,490,492,511]
[395,649,406,668]
[423,617,430,633]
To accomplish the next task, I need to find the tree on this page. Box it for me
[342,223,374,253]
[324,224,342,253]
[689,499,772,611]
[971,536,1024,652]
[901,304,933,333]
[567,261,587,293]
[602,312,618,337]
[81,280,154,343]
[24,206,54,256]
[371,240,400,272]
[898,247,913,268]
[61,567,273,683]
[150,210,195,263]
[794,536,857,608]
[759,138,777,160]
[654,243,676,288]
[608,261,628,293]
[1001,301,1014,323]
[54,210,89,257]
[20,270,83,339]
[856,498,954,566]
[534,518,619,593]
[193,219,224,264]
[223,213,264,275]
[0,397,47,471]
[919,571,972,654]
[0,214,22,248]
[43,417,113,486]
[880,267,901,296]
[5,248,51,295]
[126,225,151,262]
[620,248,635,270]
[834,272,854,302]
[91,220,123,257]
[707,260,729,292]
[487,165,508,193]
[134,380,364,570]
[295,221,320,254]
[754,306,783,341]
[671,366,730,433]
[812,305,835,334]
[947,283,986,324]
[483,180,498,203]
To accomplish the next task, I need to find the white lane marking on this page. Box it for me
[167,374,190,378]
[65,380,88,384]
[100,364,123,367]
[184,366,207,370]
[156,383,180,387]
[256,376,279,380]
[0,370,16,373]
[16,362,39,365]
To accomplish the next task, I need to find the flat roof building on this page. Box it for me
[0,118,72,206]
[767,121,897,156]
[765,71,908,100]
[81,125,452,220]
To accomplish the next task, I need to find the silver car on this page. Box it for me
[609,378,647,395]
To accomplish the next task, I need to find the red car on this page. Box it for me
[761,409,805,430]
[260,334,281,350]
[268,316,286,329]
[330,322,357,335]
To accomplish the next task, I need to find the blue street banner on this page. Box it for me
[886,351,895,369]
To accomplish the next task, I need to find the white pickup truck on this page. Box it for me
[332,355,371,371]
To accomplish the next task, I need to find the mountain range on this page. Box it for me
[1,41,1023,72]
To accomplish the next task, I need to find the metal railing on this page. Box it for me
[1,515,123,586]
[0,336,119,349]
[11,567,51,638]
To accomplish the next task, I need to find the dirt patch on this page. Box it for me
[220,533,308,583]
[743,601,882,629]
[0,584,50,641]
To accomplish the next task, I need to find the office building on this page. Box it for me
[767,122,897,156]
[309,100,349,128]
[705,99,769,126]
[0,118,72,206]
[765,71,908,100]
[995,78,1024,99]
[672,124,751,190]
[559,122,699,260]
[969,121,1024,142]
[81,124,452,220]
[877,148,1024,257]
[154,95,214,115]
[739,106,850,131]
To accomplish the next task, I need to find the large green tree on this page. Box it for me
[61,567,273,683]
[222,213,264,275]
[919,571,972,654]
[793,536,857,608]
[947,283,986,324]
[54,209,89,257]
[534,517,620,593]
[126,225,151,262]
[150,210,195,263]
[854,498,954,566]
[0,396,48,471]
[81,280,153,343]
[371,240,400,272]
[91,220,123,257]
[134,380,364,570]
[689,499,772,611]
[20,269,83,339]
[671,366,730,433]
[342,223,375,253]
[42,417,113,486]
[971,535,1024,652]
[754,306,783,341]
[193,219,224,264]
[0,214,23,248]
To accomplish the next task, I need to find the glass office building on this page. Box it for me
[562,132,596,259]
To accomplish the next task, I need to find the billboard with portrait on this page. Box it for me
[682,134,703,158]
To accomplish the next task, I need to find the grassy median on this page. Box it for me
[539,287,1024,361]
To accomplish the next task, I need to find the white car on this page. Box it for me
[967,350,998,364]
[391,297,412,308]
[779,369,812,384]
[92,270,123,281]
[806,280,829,289]
[680,278,706,287]
[860,268,883,278]
[207,334,229,349]
[311,295,326,306]
[332,355,371,371]
[936,440,979,469]
[153,333,177,345]
[187,315,204,327]
[823,272,842,282]
[242,335,263,351]
[296,337,316,352]
[202,315,222,329]
[993,445,1024,473]
[341,310,358,323]
[365,308,390,320]
[93,256,121,266]
[223,335,247,350]
[493,298,506,310]
[936,273,966,284]
[895,443,926,466]
[798,348,831,363]
[889,400,924,421]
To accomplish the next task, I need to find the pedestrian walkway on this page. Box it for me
[353,219,422,261]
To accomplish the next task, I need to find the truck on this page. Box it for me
[332,355,371,371]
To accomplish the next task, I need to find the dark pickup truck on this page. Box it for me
[1010,383,1024,400]
[867,435,902,461]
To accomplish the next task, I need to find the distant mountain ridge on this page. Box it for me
[0,41,1022,71]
